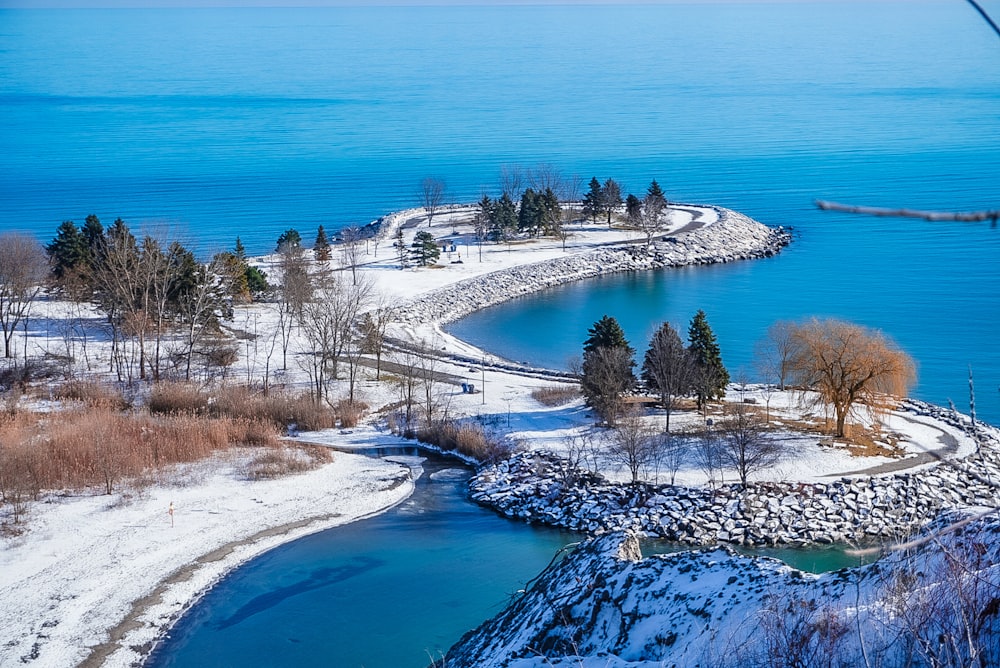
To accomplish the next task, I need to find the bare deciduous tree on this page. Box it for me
[693,426,725,487]
[635,193,667,252]
[393,346,421,429]
[605,412,660,484]
[340,226,364,285]
[421,177,446,227]
[755,320,796,391]
[642,321,694,432]
[0,233,47,359]
[274,243,313,371]
[359,294,393,381]
[417,338,445,426]
[581,346,635,426]
[716,402,779,486]
[498,164,524,200]
[787,318,916,438]
[176,257,232,381]
[298,273,372,406]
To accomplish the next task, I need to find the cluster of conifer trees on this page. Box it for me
[46,216,266,381]
[580,311,729,426]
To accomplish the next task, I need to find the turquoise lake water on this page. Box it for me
[148,450,866,668]
[147,452,581,668]
[2,6,998,663]
[2,3,998,423]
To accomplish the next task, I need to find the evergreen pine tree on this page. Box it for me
[518,188,543,236]
[647,179,666,202]
[540,188,562,236]
[602,178,623,227]
[687,309,729,408]
[234,236,246,260]
[82,214,104,258]
[582,177,603,222]
[410,230,441,266]
[581,315,636,425]
[47,220,89,280]
[245,265,269,296]
[314,225,331,262]
[625,194,642,224]
[584,315,634,355]
[493,193,518,244]
[275,229,301,253]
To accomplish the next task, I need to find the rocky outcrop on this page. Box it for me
[441,514,1000,668]
[470,401,1000,547]
[393,206,790,326]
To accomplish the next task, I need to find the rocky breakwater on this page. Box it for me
[470,403,1000,547]
[440,514,1000,667]
[392,206,790,326]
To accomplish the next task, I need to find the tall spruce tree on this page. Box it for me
[82,214,105,257]
[410,230,440,266]
[584,315,634,355]
[687,309,729,409]
[518,188,543,236]
[625,194,642,225]
[581,315,636,425]
[47,220,89,281]
[582,177,603,222]
[647,179,666,203]
[314,225,331,262]
[493,193,518,244]
[275,229,301,253]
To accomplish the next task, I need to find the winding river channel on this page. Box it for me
[148,449,868,667]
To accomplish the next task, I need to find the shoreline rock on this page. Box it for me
[469,400,1000,547]
[392,205,791,327]
[441,513,1000,667]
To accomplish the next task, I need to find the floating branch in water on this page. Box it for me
[816,200,999,225]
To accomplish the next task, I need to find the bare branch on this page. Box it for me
[965,0,1000,39]
[816,200,1000,223]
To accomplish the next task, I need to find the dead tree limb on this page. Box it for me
[816,200,999,224]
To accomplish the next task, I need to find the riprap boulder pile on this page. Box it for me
[393,206,790,326]
[470,402,1000,547]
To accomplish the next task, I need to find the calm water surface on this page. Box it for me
[3,7,999,661]
[3,3,997,421]
[148,451,580,668]
[149,450,866,668]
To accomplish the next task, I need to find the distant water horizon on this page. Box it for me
[2,2,998,422]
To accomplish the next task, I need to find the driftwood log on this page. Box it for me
[816,200,999,224]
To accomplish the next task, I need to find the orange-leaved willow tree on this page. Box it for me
[787,318,916,437]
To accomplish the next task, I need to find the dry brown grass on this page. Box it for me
[416,420,516,464]
[332,399,368,428]
[0,407,283,507]
[147,382,209,415]
[239,445,333,480]
[530,384,581,407]
[211,386,337,432]
[53,380,129,410]
[771,413,903,458]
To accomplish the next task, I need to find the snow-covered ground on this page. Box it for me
[0,436,414,668]
[443,512,1000,668]
[1,202,981,667]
